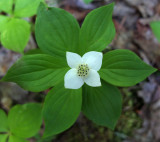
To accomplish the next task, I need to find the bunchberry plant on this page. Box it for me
[150,21,160,43]
[1,2,157,138]
[0,0,44,53]
[0,103,42,142]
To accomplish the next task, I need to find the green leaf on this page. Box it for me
[0,15,9,33]
[25,49,45,55]
[43,82,82,138]
[35,3,80,58]
[8,103,42,138]
[0,134,8,142]
[1,18,30,53]
[99,49,157,87]
[2,54,69,92]
[0,109,8,132]
[9,135,28,142]
[14,0,43,18]
[0,0,13,14]
[82,80,122,129]
[83,0,93,4]
[79,3,115,55]
[150,21,160,42]
[1,18,31,53]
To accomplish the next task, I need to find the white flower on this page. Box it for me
[64,51,103,89]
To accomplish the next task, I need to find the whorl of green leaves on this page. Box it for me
[2,2,157,138]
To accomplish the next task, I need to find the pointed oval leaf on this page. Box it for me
[79,3,115,55]
[2,54,69,92]
[0,109,8,132]
[1,18,31,53]
[35,3,80,58]
[8,103,42,138]
[14,0,43,18]
[82,80,122,130]
[43,82,82,138]
[99,49,157,87]
[150,21,160,43]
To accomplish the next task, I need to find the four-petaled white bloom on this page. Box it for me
[64,51,103,89]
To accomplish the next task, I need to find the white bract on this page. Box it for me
[64,51,103,89]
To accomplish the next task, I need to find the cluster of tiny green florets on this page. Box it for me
[77,64,90,77]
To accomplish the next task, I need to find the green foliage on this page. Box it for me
[99,49,157,87]
[0,0,43,53]
[14,0,44,18]
[0,16,9,33]
[150,21,160,43]
[83,0,94,4]
[79,3,115,55]
[2,2,157,138]
[8,135,29,142]
[1,18,31,53]
[82,80,122,130]
[2,54,69,92]
[0,0,13,14]
[43,82,82,137]
[25,49,45,55]
[35,3,80,58]
[8,103,42,138]
[0,103,42,142]
[0,134,8,142]
[0,109,8,132]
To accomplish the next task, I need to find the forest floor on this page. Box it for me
[0,0,160,142]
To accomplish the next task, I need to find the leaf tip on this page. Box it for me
[108,2,115,9]
[149,66,158,75]
[37,2,48,14]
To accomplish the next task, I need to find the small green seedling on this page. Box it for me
[0,0,44,53]
[0,103,42,142]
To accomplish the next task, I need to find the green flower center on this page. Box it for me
[77,64,90,77]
